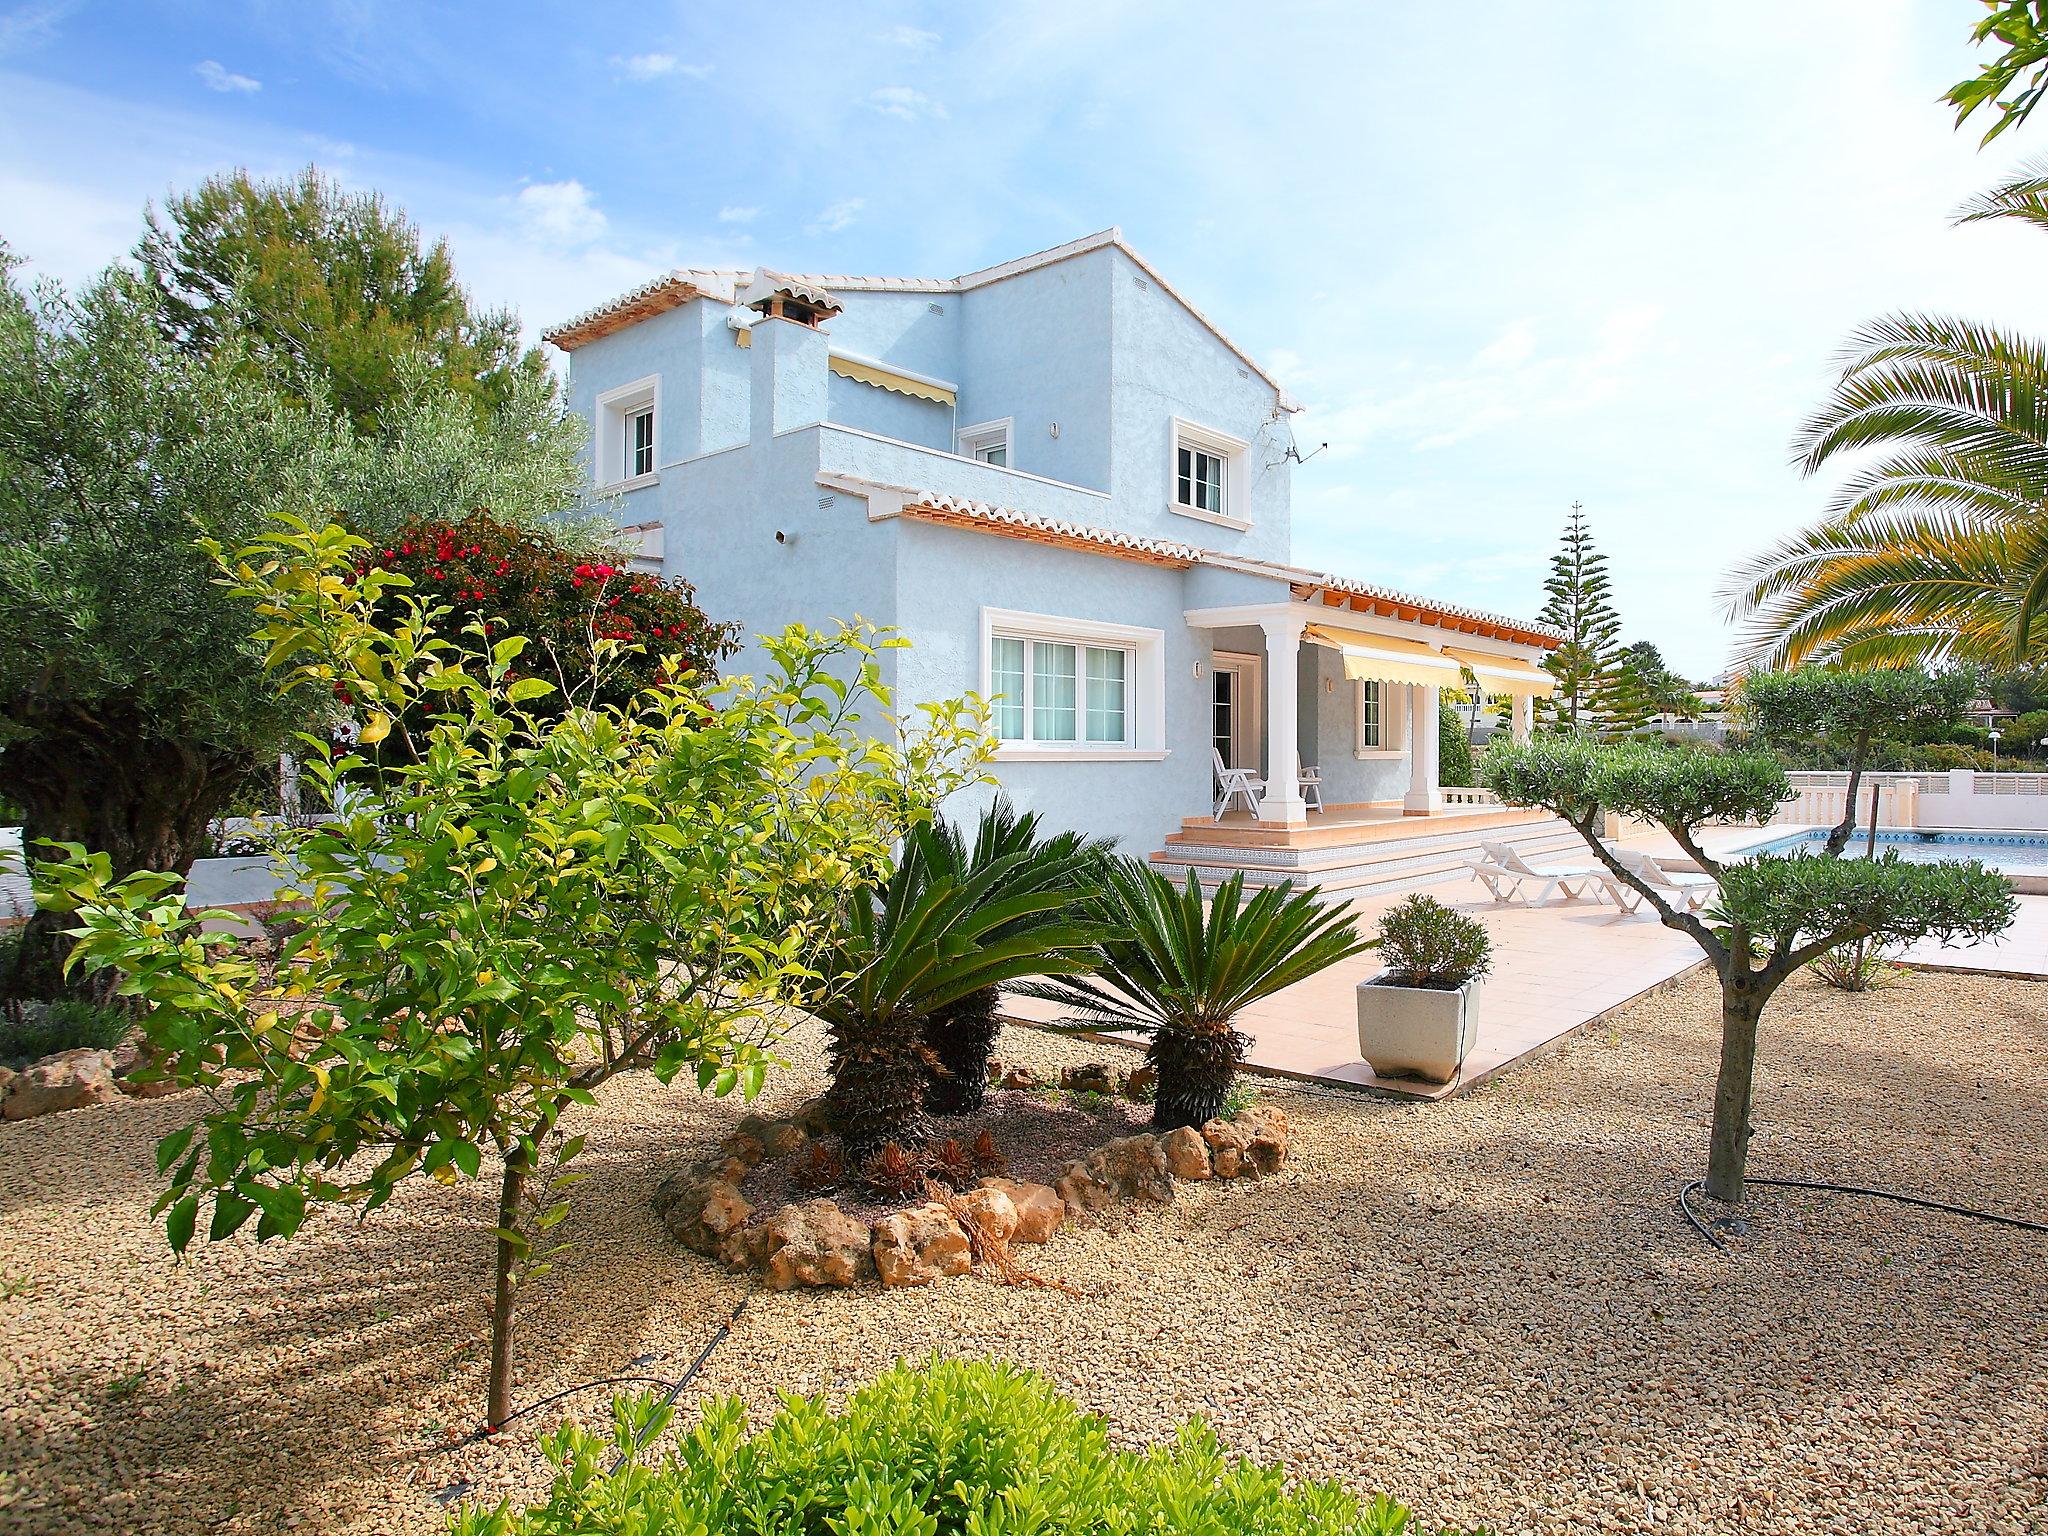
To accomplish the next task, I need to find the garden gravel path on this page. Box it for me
[1,967,2044,1534]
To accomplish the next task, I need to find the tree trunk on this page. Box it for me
[823,1011,932,1158]
[923,987,1001,1115]
[1703,984,1765,1204]
[486,1145,531,1431]
[1149,1025,1247,1131]
[2,730,244,1003]
[1822,732,1872,858]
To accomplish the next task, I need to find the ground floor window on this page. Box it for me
[990,635,1130,745]
[1354,678,1407,755]
[980,607,1166,760]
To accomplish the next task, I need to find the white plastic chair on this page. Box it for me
[1296,752,1325,813]
[1213,747,1265,821]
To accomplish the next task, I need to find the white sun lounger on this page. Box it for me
[1610,846,1719,913]
[1464,840,1601,905]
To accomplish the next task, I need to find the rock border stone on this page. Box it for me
[652,1101,1292,1291]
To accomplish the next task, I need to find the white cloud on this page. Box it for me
[516,179,608,246]
[867,85,945,121]
[0,1,74,58]
[194,59,261,93]
[1473,318,1537,369]
[806,197,864,235]
[717,205,759,224]
[880,24,939,49]
[612,52,712,81]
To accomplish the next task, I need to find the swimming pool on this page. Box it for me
[1743,828,2048,871]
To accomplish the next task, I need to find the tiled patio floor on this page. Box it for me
[1007,825,2048,1100]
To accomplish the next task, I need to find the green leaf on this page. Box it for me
[166,1195,199,1254]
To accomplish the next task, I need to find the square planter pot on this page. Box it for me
[1356,973,1482,1084]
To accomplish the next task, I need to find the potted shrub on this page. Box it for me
[1356,894,1493,1083]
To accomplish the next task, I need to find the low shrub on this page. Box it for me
[0,996,131,1066]
[453,1358,1449,1536]
[1811,937,1901,992]
[1371,894,1493,990]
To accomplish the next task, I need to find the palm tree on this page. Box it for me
[1024,863,1369,1131]
[918,800,1113,1115]
[1725,161,2048,668]
[813,826,1102,1156]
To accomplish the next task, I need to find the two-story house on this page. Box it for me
[543,230,1561,873]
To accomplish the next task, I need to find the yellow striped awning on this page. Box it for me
[1443,646,1556,699]
[1304,625,1464,688]
[828,354,957,407]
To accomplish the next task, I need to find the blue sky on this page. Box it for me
[4,1,2046,678]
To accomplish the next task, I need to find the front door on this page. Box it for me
[1211,652,1262,772]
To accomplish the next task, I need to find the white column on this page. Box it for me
[1404,683,1442,815]
[1258,614,1309,824]
[1511,692,1533,744]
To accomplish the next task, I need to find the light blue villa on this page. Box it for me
[544,231,1559,869]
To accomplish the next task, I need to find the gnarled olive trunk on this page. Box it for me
[1149,1024,1247,1131]
[923,987,1001,1115]
[1703,981,1766,1204]
[2,727,245,1003]
[824,1010,933,1158]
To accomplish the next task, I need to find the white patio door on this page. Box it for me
[1211,651,1262,772]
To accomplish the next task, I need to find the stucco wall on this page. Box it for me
[1107,247,1292,563]
[825,372,954,452]
[888,517,1213,856]
[1305,645,1411,804]
[955,249,1115,490]
[820,289,960,383]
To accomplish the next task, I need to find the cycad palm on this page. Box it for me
[1725,161,2048,668]
[918,800,1114,1115]
[1024,863,1368,1130]
[814,823,1101,1156]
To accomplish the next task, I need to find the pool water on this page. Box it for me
[1747,829,2048,871]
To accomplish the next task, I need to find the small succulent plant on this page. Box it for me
[863,1142,927,1200]
[791,1141,844,1193]
[971,1129,1006,1176]
[928,1137,978,1191]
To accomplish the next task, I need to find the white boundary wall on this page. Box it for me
[1780,770,2048,832]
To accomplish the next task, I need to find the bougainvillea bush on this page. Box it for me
[361,510,739,721]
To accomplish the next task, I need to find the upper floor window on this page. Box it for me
[958,418,1011,469]
[593,375,659,489]
[629,406,655,479]
[1169,417,1250,530]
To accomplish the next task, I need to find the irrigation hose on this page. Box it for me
[420,1288,753,1464]
[1679,1175,2048,1252]
[608,1291,751,1476]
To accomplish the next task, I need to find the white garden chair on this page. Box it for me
[1296,752,1325,813]
[1463,840,1599,905]
[1212,747,1265,821]
[1610,847,1719,913]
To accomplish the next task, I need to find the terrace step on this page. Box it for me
[1148,815,1587,904]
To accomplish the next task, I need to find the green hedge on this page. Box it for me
[454,1359,1468,1535]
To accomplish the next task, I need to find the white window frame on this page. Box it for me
[594,375,661,492]
[1168,416,1251,531]
[979,606,1168,761]
[957,417,1013,469]
[1354,679,1410,759]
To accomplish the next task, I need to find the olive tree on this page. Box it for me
[1483,737,2015,1204]
[39,518,991,1428]
[0,249,595,1003]
[1738,667,1973,856]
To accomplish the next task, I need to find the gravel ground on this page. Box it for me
[2,967,2044,1535]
